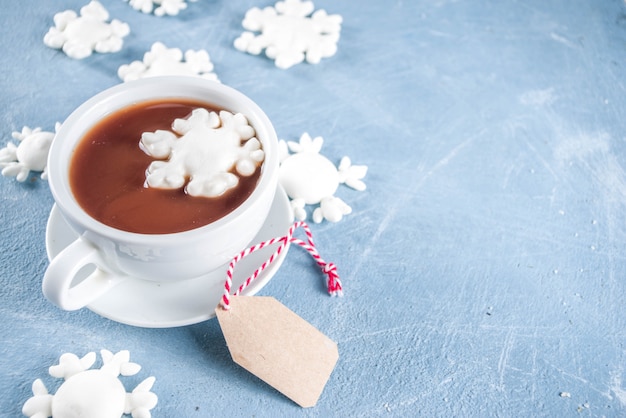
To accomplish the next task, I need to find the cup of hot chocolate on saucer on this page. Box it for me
[43,77,280,311]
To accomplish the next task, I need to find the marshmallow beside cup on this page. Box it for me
[43,77,279,311]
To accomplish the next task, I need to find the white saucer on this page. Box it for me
[45,186,293,328]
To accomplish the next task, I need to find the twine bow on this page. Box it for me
[220,221,343,310]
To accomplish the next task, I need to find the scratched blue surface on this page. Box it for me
[2,0,626,416]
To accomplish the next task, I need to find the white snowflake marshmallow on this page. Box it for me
[0,124,59,182]
[140,108,264,198]
[124,0,197,16]
[234,0,342,69]
[279,133,367,223]
[22,350,157,418]
[44,1,130,59]
[118,42,219,82]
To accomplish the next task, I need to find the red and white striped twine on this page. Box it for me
[219,221,343,310]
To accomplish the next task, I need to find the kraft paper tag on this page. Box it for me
[215,295,339,408]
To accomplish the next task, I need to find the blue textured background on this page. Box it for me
[2,0,626,416]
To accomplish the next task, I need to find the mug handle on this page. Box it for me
[43,237,125,311]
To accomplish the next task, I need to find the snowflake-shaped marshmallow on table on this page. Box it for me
[234,0,342,69]
[0,124,59,182]
[22,350,157,418]
[44,1,130,59]
[124,0,197,17]
[118,42,219,82]
[141,108,264,197]
[279,133,367,223]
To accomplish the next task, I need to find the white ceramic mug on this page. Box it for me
[43,77,279,311]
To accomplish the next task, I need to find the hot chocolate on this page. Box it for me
[69,98,262,234]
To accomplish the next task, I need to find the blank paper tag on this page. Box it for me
[215,296,339,408]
